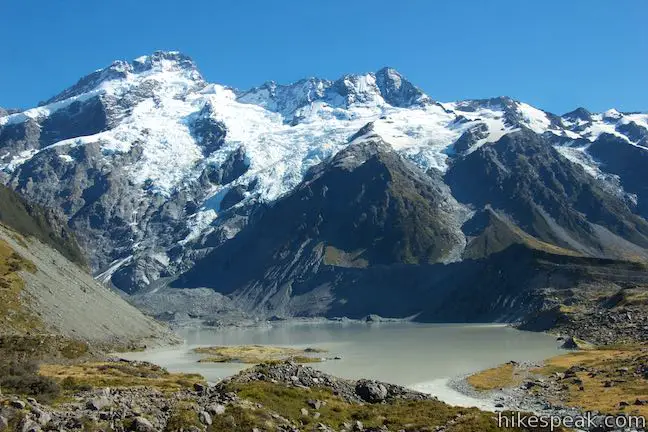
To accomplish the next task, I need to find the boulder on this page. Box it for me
[199,411,212,426]
[132,416,156,432]
[207,403,226,415]
[20,419,41,432]
[11,400,26,409]
[86,397,110,411]
[355,380,388,403]
[31,408,51,426]
[560,336,581,350]
[307,399,322,410]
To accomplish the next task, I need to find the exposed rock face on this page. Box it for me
[166,129,648,322]
[0,52,218,292]
[7,141,211,292]
[560,336,581,349]
[0,97,108,163]
[588,133,648,219]
[374,67,431,107]
[174,136,467,316]
[205,147,249,186]
[562,107,593,123]
[191,103,227,155]
[446,129,648,260]
[452,122,489,154]
[238,67,431,123]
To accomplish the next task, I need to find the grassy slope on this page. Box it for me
[463,210,582,260]
[0,238,40,334]
[40,361,204,395]
[468,345,648,418]
[534,345,648,417]
[221,380,552,432]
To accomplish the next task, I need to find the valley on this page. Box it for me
[1,50,648,431]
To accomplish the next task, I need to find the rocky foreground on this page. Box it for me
[459,344,648,432]
[0,358,555,432]
[519,285,648,346]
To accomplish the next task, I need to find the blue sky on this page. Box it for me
[1,0,646,114]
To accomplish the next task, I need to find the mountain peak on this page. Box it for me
[131,50,199,73]
[374,67,430,107]
[376,66,401,75]
[562,107,592,122]
[43,50,203,105]
[237,67,430,122]
[603,108,623,120]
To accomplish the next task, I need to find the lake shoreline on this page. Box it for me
[121,321,563,410]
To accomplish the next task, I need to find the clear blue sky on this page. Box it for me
[2,0,646,114]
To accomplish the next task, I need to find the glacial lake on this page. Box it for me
[121,322,563,409]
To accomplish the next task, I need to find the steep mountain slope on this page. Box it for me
[446,129,648,261]
[0,224,175,347]
[0,184,86,266]
[172,131,648,320]
[1,50,648,301]
[174,135,467,315]
[0,187,175,347]
[586,133,648,219]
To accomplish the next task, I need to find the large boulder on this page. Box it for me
[86,396,110,411]
[561,336,582,350]
[355,380,388,403]
[132,416,156,432]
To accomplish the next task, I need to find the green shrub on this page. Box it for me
[164,405,202,432]
[0,359,60,403]
[60,376,93,392]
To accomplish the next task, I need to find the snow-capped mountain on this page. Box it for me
[1,51,647,296]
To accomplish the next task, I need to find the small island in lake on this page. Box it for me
[193,344,330,364]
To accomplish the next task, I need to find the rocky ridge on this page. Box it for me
[0,360,509,432]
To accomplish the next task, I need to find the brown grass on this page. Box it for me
[323,245,369,268]
[612,289,648,307]
[40,361,205,394]
[466,363,526,391]
[0,238,41,334]
[193,345,327,364]
[533,345,648,417]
